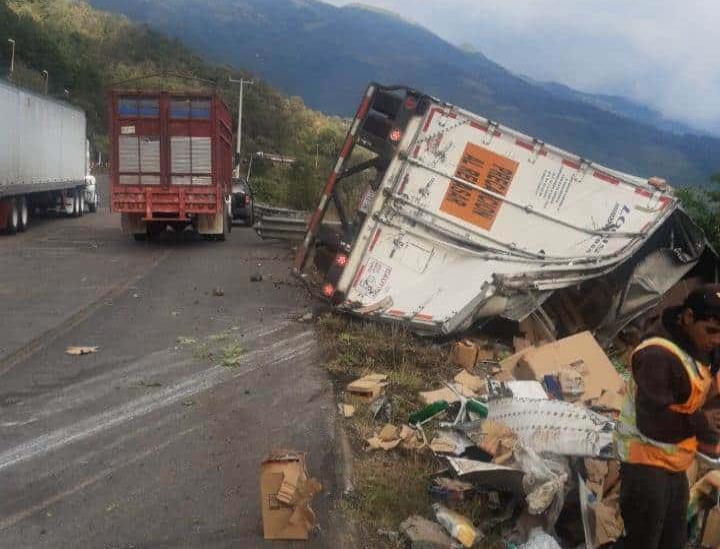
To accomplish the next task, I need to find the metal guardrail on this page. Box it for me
[253,202,309,241]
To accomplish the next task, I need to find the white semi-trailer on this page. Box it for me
[0,78,93,234]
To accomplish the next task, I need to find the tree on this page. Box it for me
[676,173,720,250]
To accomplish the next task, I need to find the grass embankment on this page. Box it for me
[317,313,506,547]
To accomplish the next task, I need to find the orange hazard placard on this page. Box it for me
[440,143,518,230]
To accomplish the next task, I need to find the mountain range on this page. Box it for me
[86,0,720,185]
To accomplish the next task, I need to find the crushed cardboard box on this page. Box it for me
[367,424,421,451]
[513,331,624,405]
[451,340,479,370]
[454,370,487,394]
[498,349,526,380]
[346,373,388,402]
[260,450,321,540]
[338,403,355,418]
[420,384,476,405]
[465,420,517,463]
[702,506,720,547]
[429,430,474,456]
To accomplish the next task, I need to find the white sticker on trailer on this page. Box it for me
[120,126,136,135]
[355,258,392,300]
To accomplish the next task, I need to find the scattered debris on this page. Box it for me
[317,303,668,547]
[176,336,197,346]
[453,370,486,394]
[212,287,224,297]
[419,384,475,405]
[260,450,321,540]
[445,457,524,493]
[450,340,480,370]
[429,430,474,456]
[338,403,355,418]
[400,515,456,549]
[432,503,482,548]
[518,528,561,549]
[250,274,263,282]
[346,373,388,402]
[138,380,162,388]
[367,424,420,451]
[65,346,99,356]
[367,424,402,451]
[369,395,392,422]
[429,478,474,503]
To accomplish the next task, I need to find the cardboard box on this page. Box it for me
[451,340,479,370]
[260,450,321,540]
[515,331,624,404]
[346,373,388,402]
[702,506,720,547]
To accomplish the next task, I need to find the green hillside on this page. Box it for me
[0,0,347,208]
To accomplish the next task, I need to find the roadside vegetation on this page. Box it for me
[676,173,720,251]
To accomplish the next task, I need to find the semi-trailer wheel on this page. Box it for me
[6,198,19,234]
[18,196,28,232]
[78,192,85,217]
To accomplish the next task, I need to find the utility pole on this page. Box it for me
[7,38,15,80]
[229,76,254,178]
[41,70,49,95]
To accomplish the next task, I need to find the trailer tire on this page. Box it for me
[18,196,29,232]
[133,232,148,242]
[6,198,19,235]
[78,192,85,217]
[89,200,97,213]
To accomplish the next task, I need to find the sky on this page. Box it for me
[326,0,720,136]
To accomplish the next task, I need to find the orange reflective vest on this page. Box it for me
[615,337,712,472]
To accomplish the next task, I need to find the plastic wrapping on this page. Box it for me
[432,503,482,548]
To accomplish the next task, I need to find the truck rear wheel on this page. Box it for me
[6,198,19,234]
[73,190,84,218]
[18,196,28,232]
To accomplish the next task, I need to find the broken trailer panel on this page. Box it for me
[294,83,712,338]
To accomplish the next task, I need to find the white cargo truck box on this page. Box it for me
[0,79,86,194]
[294,83,711,338]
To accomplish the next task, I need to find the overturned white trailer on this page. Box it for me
[294,83,713,340]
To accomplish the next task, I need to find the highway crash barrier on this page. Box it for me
[252,202,308,241]
[293,82,718,342]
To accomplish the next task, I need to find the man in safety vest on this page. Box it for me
[616,285,720,548]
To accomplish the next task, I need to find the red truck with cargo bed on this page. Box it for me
[108,90,233,240]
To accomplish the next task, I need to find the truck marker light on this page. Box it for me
[404,97,417,110]
[322,283,335,298]
[390,128,402,143]
[335,254,348,267]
